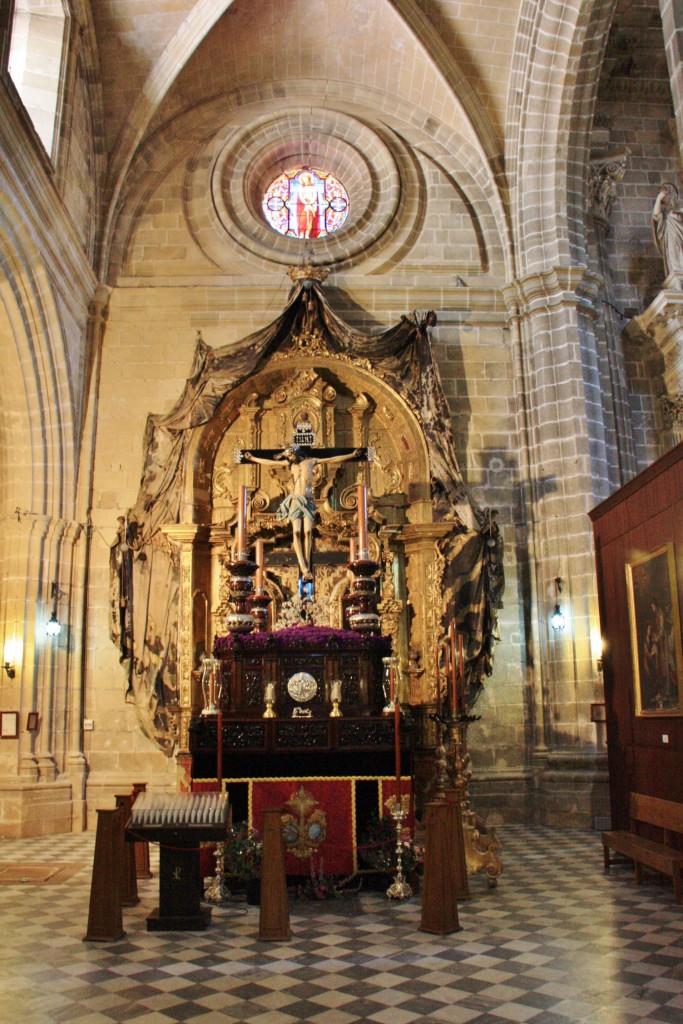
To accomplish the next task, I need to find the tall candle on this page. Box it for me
[217,709,223,787]
[236,484,248,556]
[458,632,465,712]
[435,644,442,717]
[349,537,357,562]
[255,539,264,590]
[357,484,368,554]
[448,620,457,713]
[394,688,401,805]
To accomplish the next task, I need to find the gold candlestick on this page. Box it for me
[263,682,277,719]
[386,804,413,901]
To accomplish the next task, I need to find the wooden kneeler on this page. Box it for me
[83,808,126,942]
[132,782,152,879]
[420,801,461,935]
[115,793,140,906]
[259,807,291,941]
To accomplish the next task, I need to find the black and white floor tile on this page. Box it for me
[0,826,681,1023]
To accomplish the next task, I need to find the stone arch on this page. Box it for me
[0,216,75,518]
[184,353,433,522]
[100,0,510,280]
[0,208,81,782]
[105,83,509,283]
[508,0,617,278]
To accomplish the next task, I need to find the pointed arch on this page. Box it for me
[100,0,512,279]
[0,204,76,519]
[507,0,617,278]
[99,0,238,276]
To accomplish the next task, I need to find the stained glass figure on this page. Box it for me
[263,167,349,238]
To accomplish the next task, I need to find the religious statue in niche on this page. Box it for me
[652,182,683,280]
[235,422,371,582]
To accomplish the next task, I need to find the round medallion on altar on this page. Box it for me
[286,671,318,703]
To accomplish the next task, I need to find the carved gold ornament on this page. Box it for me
[280,785,328,859]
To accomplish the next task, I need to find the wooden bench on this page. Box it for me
[602,793,683,904]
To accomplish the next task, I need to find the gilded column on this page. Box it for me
[400,523,453,706]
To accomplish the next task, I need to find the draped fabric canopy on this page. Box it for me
[110,279,503,753]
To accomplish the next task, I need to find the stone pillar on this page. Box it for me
[588,153,638,484]
[65,283,111,831]
[34,516,83,784]
[503,267,609,825]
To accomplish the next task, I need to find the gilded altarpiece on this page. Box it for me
[111,277,502,822]
[184,354,445,719]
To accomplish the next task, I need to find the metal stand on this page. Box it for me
[446,715,503,887]
[204,842,231,905]
[224,555,257,633]
[347,556,381,632]
[386,805,413,900]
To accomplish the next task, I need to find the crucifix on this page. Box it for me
[234,423,372,583]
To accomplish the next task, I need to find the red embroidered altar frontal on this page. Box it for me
[193,775,413,876]
[251,777,354,876]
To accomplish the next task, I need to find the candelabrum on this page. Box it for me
[204,842,231,904]
[430,707,503,887]
[200,656,223,716]
[224,555,257,633]
[430,715,451,802]
[347,557,381,633]
[386,804,413,901]
[247,588,271,631]
[445,714,478,810]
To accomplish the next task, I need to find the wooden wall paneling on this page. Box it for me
[590,443,683,830]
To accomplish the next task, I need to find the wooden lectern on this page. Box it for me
[126,792,230,931]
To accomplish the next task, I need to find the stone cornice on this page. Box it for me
[501,266,601,319]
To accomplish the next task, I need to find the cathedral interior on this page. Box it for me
[1,0,683,853]
[4,5,683,1021]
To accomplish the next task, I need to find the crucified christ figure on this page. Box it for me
[235,442,370,582]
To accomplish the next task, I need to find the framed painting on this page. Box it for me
[0,711,19,738]
[626,542,683,716]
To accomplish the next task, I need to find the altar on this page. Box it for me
[189,625,413,874]
[112,270,504,882]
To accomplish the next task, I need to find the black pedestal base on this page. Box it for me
[146,905,212,932]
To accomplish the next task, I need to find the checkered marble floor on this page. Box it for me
[0,826,681,1023]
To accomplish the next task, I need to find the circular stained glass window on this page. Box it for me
[262,167,349,238]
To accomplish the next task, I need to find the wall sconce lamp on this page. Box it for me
[45,582,62,638]
[550,577,565,631]
[3,639,20,679]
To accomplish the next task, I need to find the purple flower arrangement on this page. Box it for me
[214,624,391,654]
